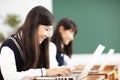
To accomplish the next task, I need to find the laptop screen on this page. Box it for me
[77,44,105,80]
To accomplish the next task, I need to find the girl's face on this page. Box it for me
[38,25,52,44]
[60,26,75,45]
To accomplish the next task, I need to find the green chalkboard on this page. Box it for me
[53,0,120,54]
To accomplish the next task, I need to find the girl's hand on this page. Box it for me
[46,68,72,76]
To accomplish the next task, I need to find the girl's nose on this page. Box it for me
[69,33,74,41]
[46,31,50,38]
[71,35,74,40]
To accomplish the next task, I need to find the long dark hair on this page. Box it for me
[15,6,54,70]
[51,18,77,58]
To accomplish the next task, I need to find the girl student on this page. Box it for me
[0,6,71,80]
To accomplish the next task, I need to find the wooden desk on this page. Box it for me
[89,65,118,80]
[81,75,105,80]
[35,65,117,80]
[89,70,114,80]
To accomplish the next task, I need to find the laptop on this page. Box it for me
[35,44,105,80]
[98,49,114,71]
[73,49,114,73]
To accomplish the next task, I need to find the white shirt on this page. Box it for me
[49,42,75,70]
[49,42,58,68]
[0,46,46,80]
[0,42,75,80]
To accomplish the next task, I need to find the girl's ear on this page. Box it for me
[59,26,65,33]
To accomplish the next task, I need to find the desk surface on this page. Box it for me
[35,65,117,80]
[82,75,105,80]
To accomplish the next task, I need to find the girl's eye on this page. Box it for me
[45,28,49,31]
[46,28,50,32]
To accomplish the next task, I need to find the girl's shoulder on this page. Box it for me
[49,42,56,47]
[0,38,15,51]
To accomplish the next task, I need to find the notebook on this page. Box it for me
[35,44,105,80]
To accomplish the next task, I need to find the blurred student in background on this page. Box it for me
[51,18,83,70]
[0,6,71,80]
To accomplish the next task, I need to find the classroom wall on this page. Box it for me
[72,54,120,65]
[0,0,52,38]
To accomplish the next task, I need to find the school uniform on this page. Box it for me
[0,36,46,80]
[49,42,75,70]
